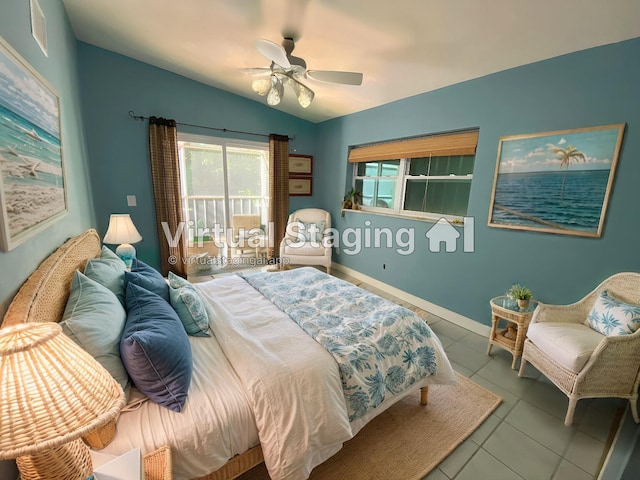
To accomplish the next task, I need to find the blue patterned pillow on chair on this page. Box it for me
[297,220,326,242]
[586,290,640,336]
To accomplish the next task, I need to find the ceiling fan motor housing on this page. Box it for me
[282,37,307,72]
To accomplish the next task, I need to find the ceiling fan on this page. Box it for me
[248,36,363,108]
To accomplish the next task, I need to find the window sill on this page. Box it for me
[340,208,464,225]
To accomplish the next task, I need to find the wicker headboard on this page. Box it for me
[1,229,102,328]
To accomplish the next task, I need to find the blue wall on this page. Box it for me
[0,0,95,316]
[0,1,94,476]
[77,43,319,270]
[314,37,640,326]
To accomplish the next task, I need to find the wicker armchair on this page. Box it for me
[280,208,332,274]
[518,272,640,426]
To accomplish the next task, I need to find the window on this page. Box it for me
[350,130,478,219]
[354,160,400,210]
[178,133,269,242]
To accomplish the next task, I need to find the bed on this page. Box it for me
[1,229,456,480]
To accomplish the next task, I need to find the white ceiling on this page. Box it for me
[63,0,640,124]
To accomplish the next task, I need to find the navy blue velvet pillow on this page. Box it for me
[124,259,169,301]
[121,282,192,412]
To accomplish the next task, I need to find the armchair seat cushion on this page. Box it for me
[527,322,605,373]
[283,242,326,256]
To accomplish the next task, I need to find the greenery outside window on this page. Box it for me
[178,133,269,240]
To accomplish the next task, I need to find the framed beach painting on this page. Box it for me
[0,36,66,251]
[488,124,625,237]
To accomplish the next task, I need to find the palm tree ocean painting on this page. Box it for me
[0,37,66,251]
[488,124,625,237]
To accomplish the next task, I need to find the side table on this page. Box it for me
[90,446,172,480]
[143,446,173,480]
[487,296,538,369]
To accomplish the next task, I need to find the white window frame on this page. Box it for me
[353,157,474,222]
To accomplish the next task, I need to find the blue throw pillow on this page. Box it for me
[61,271,130,399]
[121,283,192,412]
[124,259,169,301]
[168,272,210,337]
[586,290,640,336]
[84,246,127,306]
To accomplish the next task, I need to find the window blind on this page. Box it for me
[348,130,479,163]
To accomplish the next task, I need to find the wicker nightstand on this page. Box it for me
[90,446,172,480]
[487,296,538,369]
[143,446,173,480]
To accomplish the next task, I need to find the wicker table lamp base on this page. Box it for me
[16,438,92,480]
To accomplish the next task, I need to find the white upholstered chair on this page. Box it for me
[518,272,640,426]
[279,208,332,274]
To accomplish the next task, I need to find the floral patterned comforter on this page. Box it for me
[240,267,451,421]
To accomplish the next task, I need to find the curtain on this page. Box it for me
[268,134,289,260]
[148,117,187,277]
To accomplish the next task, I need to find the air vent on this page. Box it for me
[30,0,47,57]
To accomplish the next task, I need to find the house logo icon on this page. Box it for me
[425,217,475,253]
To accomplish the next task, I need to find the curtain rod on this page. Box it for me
[128,111,293,140]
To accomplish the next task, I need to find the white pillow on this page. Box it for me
[586,290,640,336]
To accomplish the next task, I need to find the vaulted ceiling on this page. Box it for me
[63,0,640,123]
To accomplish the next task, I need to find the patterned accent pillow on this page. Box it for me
[168,272,210,337]
[296,220,326,242]
[586,290,640,336]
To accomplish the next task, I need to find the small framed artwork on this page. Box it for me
[0,35,67,251]
[488,123,625,238]
[289,177,312,196]
[288,154,313,175]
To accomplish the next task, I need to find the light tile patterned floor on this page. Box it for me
[191,266,624,480]
[328,269,624,480]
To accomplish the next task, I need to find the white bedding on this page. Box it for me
[198,275,353,480]
[101,273,455,480]
[100,326,259,479]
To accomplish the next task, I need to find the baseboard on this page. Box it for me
[331,262,490,337]
[598,405,640,480]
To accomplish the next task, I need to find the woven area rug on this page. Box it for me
[237,372,501,480]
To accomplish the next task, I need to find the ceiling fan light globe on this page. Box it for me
[266,77,284,106]
[266,88,281,105]
[297,86,314,108]
[251,78,270,96]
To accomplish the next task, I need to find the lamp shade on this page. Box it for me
[103,214,142,245]
[0,322,125,460]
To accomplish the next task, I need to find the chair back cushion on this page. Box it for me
[291,209,331,230]
[527,322,604,373]
[586,290,640,336]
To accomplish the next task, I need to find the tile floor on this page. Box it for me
[192,267,625,480]
[329,271,625,480]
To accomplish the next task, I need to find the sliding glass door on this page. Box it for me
[178,133,269,270]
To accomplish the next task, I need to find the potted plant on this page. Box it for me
[506,283,533,309]
[342,188,362,210]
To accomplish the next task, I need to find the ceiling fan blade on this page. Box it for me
[306,70,363,86]
[240,67,271,75]
[256,39,291,69]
